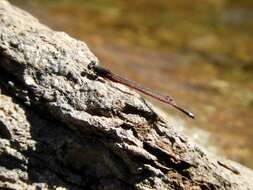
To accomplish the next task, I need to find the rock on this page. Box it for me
[0,1,253,189]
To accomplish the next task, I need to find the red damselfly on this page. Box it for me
[88,61,195,119]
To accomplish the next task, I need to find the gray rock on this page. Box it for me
[0,0,252,189]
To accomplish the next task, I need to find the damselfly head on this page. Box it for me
[88,61,96,70]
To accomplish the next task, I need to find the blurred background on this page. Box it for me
[9,0,253,169]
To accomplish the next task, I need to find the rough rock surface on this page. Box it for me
[0,1,253,189]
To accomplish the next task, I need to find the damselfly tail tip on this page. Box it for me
[187,111,195,119]
[170,102,195,119]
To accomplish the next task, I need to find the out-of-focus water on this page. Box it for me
[10,0,253,169]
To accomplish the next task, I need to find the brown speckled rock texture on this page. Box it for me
[0,1,253,189]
